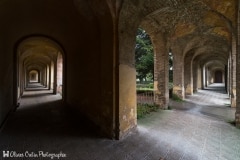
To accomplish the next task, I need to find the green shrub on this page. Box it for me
[136,82,154,91]
[171,93,183,102]
[147,83,154,89]
[168,82,173,89]
[137,103,158,119]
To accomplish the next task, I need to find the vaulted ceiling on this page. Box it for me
[18,37,62,73]
[120,0,237,70]
[0,0,237,72]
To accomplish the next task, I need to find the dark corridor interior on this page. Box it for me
[215,70,223,83]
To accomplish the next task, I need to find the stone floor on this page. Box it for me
[0,83,239,160]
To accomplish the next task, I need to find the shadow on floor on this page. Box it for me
[2,100,101,140]
[21,92,54,98]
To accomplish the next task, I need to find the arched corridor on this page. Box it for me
[15,36,64,103]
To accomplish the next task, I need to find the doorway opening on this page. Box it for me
[215,70,223,83]
[29,70,39,83]
[135,28,156,119]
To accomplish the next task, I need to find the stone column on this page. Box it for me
[24,67,27,88]
[57,52,63,94]
[45,66,48,87]
[197,64,202,89]
[209,69,213,83]
[192,60,198,93]
[235,0,240,127]
[152,33,169,109]
[20,62,24,96]
[228,55,232,96]
[53,61,57,94]
[172,46,185,99]
[225,65,228,92]
[118,28,138,139]
[201,65,206,89]
[231,36,236,108]
[184,53,193,95]
[205,67,208,86]
[48,63,52,90]
[44,67,47,87]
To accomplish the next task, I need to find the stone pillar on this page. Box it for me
[235,0,240,127]
[235,1,240,127]
[152,34,169,109]
[197,65,202,89]
[205,67,208,86]
[231,36,236,108]
[24,67,27,88]
[53,61,57,94]
[20,62,24,96]
[118,28,137,139]
[48,63,51,90]
[228,56,231,95]
[172,46,185,99]
[208,69,212,84]
[192,60,198,92]
[184,53,193,95]
[51,61,54,90]
[46,65,49,88]
[43,67,47,87]
[201,65,206,89]
[225,65,228,92]
[57,52,63,94]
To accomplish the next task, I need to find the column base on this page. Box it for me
[173,86,185,100]
[185,85,193,96]
[236,112,240,128]
[154,81,169,109]
[231,98,236,108]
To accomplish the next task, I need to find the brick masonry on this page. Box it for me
[152,33,169,109]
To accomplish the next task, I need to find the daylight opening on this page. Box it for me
[135,28,156,119]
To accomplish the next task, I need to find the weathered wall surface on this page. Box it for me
[0,39,14,126]
[71,0,116,137]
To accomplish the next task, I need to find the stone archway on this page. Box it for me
[14,36,65,104]
[29,70,39,83]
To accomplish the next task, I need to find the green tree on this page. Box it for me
[135,28,154,82]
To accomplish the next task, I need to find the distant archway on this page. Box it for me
[29,70,39,83]
[14,36,65,104]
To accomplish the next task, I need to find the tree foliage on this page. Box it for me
[135,28,154,82]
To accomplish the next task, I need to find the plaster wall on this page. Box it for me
[0,46,14,126]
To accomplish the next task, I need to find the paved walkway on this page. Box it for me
[0,83,239,160]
